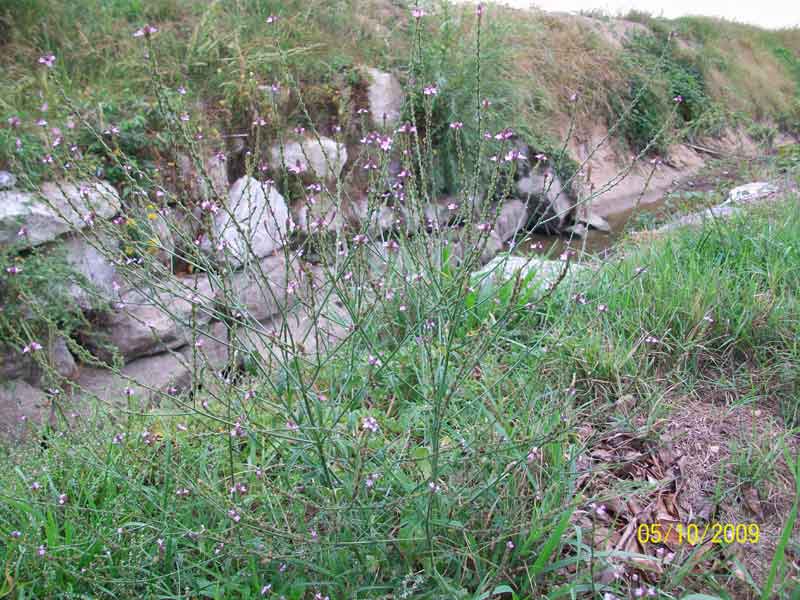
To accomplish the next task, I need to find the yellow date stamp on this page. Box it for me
[637,522,760,546]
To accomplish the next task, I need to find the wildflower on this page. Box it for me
[253,116,267,127]
[428,481,441,493]
[38,54,56,68]
[286,420,299,432]
[634,589,644,598]
[476,3,485,16]
[230,482,248,495]
[644,335,661,344]
[310,528,318,540]
[534,153,547,162]
[10,531,21,538]
[367,355,382,368]
[58,493,68,505]
[476,222,491,232]
[504,149,526,162]
[112,432,125,445]
[423,85,438,96]
[177,423,187,431]
[228,509,241,522]
[362,416,380,433]
[412,6,426,18]
[703,314,714,323]
[7,116,21,128]
[597,304,608,313]
[634,266,647,275]
[673,95,683,104]
[177,86,187,95]
[179,113,190,122]
[571,293,587,305]
[133,24,158,38]
[365,472,380,488]
[506,540,515,550]
[30,481,41,491]
[261,584,272,595]
[569,91,579,102]
[494,128,514,140]
[399,304,407,312]
[449,121,464,130]
[230,420,245,437]
[481,98,492,109]
[352,233,368,245]
[362,159,378,171]
[266,15,278,24]
[383,239,400,252]
[396,122,416,134]
[124,387,135,397]
[22,342,43,354]
[287,160,307,174]
[5,266,21,275]
[175,488,191,500]
[279,563,287,573]
[38,545,46,557]
[647,588,657,597]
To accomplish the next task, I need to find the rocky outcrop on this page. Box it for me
[208,176,291,267]
[364,67,404,128]
[473,254,588,291]
[61,233,120,309]
[0,380,51,440]
[0,181,121,248]
[270,136,348,181]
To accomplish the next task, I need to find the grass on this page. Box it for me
[2,193,798,597]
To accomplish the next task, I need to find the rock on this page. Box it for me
[292,197,345,234]
[473,255,587,292]
[0,380,51,440]
[0,171,16,190]
[0,181,121,248]
[516,167,573,233]
[210,176,291,267]
[565,223,588,238]
[575,206,611,232]
[492,200,529,242]
[77,352,191,409]
[220,254,299,323]
[270,136,347,181]
[176,150,229,203]
[90,274,216,361]
[364,67,404,128]
[60,233,120,309]
[0,337,78,386]
[727,182,778,204]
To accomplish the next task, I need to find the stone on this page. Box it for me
[270,136,347,181]
[364,67,404,128]
[565,223,588,238]
[77,352,191,409]
[0,171,16,190]
[90,274,216,361]
[292,197,345,234]
[220,254,299,324]
[575,206,611,232]
[0,180,121,248]
[176,150,229,203]
[727,182,778,204]
[473,255,587,292]
[0,380,50,440]
[492,200,529,242]
[60,233,120,309]
[209,176,291,267]
[0,337,78,386]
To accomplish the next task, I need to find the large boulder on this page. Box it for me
[727,182,778,204]
[219,254,300,323]
[0,171,16,190]
[176,150,229,204]
[473,255,587,292]
[0,337,78,385]
[0,380,51,440]
[270,136,347,181]
[60,233,120,309]
[517,169,573,233]
[364,67,404,128]
[89,274,216,361]
[0,181,121,248]
[208,176,291,267]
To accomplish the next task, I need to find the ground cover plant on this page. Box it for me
[0,1,799,599]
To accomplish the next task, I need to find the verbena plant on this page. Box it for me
[3,2,796,599]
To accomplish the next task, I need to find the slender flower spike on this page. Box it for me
[38,54,56,68]
[477,3,485,16]
[412,6,426,18]
[228,509,241,522]
[362,416,380,433]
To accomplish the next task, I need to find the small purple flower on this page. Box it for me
[286,420,299,432]
[38,54,56,68]
[6,266,21,275]
[597,304,608,313]
[38,544,46,556]
[58,493,68,505]
[228,509,241,522]
[361,416,380,433]
[176,488,190,497]
[412,6,426,18]
[367,355,382,368]
[133,24,158,38]
[673,95,683,104]
[22,342,43,354]
[449,121,463,130]
[10,530,21,538]
[476,3,485,16]
[260,584,272,596]
[7,116,21,128]
[423,85,438,96]
[644,335,661,344]
[266,15,278,24]
[476,222,491,232]
[506,540,515,550]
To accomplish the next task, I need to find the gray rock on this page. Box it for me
[270,136,348,181]
[0,380,50,440]
[0,180,121,248]
[220,254,299,323]
[0,337,78,386]
[492,200,529,242]
[517,169,573,233]
[209,176,291,267]
[176,150,228,203]
[575,206,611,232]
[473,255,587,292]
[364,67,404,128]
[0,171,17,190]
[60,233,120,309]
[92,274,216,361]
[727,182,778,204]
